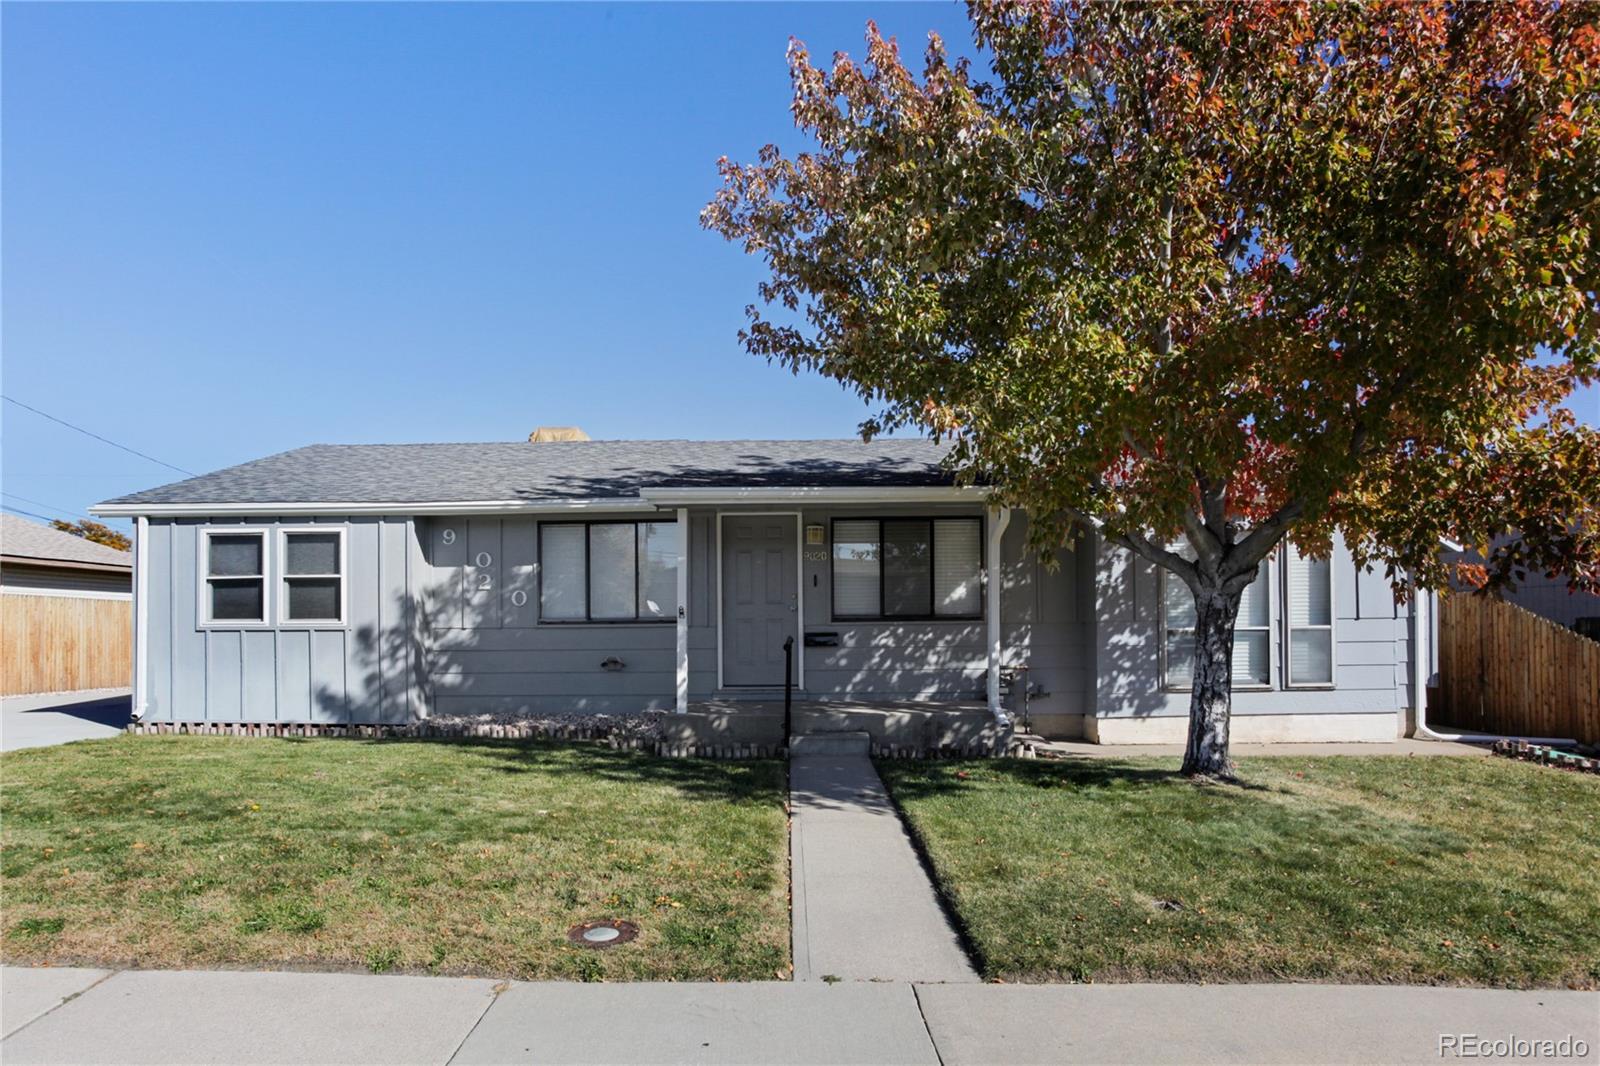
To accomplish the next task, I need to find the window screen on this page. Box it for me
[206,532,265,624]
[282,531,343,623]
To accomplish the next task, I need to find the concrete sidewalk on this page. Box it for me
[788,753,976,983]
[3,967,1595,1065]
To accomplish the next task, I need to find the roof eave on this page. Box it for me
[89,498,659,519]
[90,485,990,518]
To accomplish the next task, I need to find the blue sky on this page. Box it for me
[2,2,975,530]
[3,2,1595,534]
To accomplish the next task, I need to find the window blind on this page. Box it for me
[933,519,982,617]
[831,520,881,617]
[1286,546,1334,684]
[539,524,586,620]
[1288,551,1332,626]
[1161,556,1271,687]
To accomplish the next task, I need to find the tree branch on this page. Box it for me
[1231,498,1306,571]
[1113,529,1201,590]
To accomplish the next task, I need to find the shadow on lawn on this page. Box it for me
[325,735,785,804]
[881,756,1273,801]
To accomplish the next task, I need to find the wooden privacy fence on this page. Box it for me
[1,593,132,696]
[1437,592,1600,745]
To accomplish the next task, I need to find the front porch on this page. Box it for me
[664,698,1010,755]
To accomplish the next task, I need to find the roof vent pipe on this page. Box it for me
[529,426,590,442]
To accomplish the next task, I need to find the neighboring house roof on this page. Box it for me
[0,514,133,571]
[96,439,965,509]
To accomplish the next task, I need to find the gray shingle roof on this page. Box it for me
[0,514,133,568]
[99,439,959,506]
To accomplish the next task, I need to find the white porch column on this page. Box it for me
[675,507,689,714]
[985,506,1012,724]
[133,515,149,721]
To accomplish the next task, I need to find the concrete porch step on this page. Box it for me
[787,731,871,756]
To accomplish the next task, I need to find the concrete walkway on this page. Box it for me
[3,967,1595,1065]
[1,689,131,752]
[788,753,976,983]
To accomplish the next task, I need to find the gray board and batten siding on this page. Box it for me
[135,506,1096,724]
[141,517,419,724]
[111,439,1416,734]
[136,511,1411,728]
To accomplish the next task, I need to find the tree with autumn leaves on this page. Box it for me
[706,1,1600,776]
[50,519,131,552]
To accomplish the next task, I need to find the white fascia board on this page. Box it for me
[640,485,990,505]
[90,498,660,519]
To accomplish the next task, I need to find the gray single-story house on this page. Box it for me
[91,436,1427,745]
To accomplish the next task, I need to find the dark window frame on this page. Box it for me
[536,519,677,625]
[829,516,985,623]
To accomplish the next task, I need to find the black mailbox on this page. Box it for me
[804,631,839,648]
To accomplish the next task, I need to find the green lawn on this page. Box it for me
[879,755,1600,988]
[0,736,789,982]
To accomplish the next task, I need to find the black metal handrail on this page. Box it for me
[783,635,795,741]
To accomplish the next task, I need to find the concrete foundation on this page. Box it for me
[666,699,1008,754]
[1087,711,1400,744]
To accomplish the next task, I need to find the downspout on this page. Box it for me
[674,507,689,715]
[132,515,148,722]
[1410,586,1576,746]
[986,506,1013,727]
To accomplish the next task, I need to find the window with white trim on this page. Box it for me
[539,520,677,623]
[204,531,266,624]
[830,517,982,621]
[1160,558,1271,689]
[1285,544,1334,686]
[281,530,344,624]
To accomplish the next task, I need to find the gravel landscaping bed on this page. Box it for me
[427,709,667,740]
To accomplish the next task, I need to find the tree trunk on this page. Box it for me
[1181,582,1242,778]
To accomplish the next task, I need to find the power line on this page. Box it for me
[1,492,94,522]
[2,395,197,477]
[1,503,60,523]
